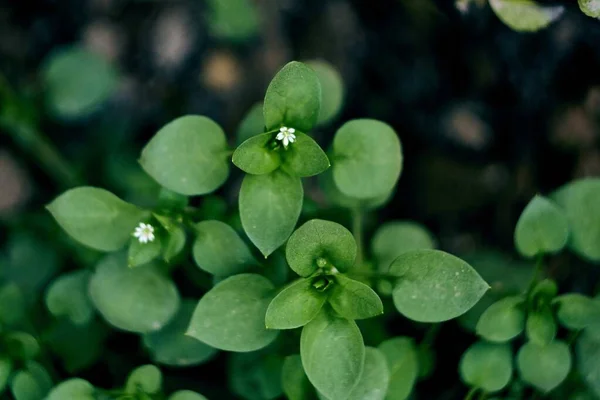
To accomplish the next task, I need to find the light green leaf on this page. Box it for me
[378,337,418,400]
[300,309,365,400]
[514,195,569,258]
[45,270,94,325]
[517,341,571,392]
[240,171,303,257]
[128,236,162,268]
[332,119,402,200]
[264,61,322,132]
[459,341,513,393]
[162,225,186,262]
[169,390,209,400]
[390,250,489,322]
[143,300,217,367]
[579,0,600,17]
[307,60,344,125]
[233,132,281,175]
[206,0,259,41]
[266,278,327,329]
[0,357,12,393]
[193,220,257,277]
[281,355,316,400]
[229,352,284,400]
[237,103,264,145]
[489,0,564,32]
[42,46,117,119]
[47,187,147,251]
[329,275,383,320]
[0,283,26,326]
[187,274,278,352]
[526,308,556,346]
[10,371,48,400]
[286,219,356,277]
[280,132,330,178]
[346,347,389,400]
[125,365,162,395]
[554,294,600,330]
[89,253,180,333]
[140,115,230,196]
[46,379,95,400]
[576,330,600,398]
[371,221,435,272]
[476,296,525,343]
[552,178,600,262]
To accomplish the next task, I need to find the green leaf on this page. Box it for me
[263,61,322,133]
[300,308,365,400]
[140,115,230,196]
[193,220,257,277]
[169,390,209,400]
[11,371,47,400]
[319,169,394,211]
[280,132,330,178]
[128,236,162,268]
[162,225,186,262]
[459,341,513,393]
[237,103,264,145]
[187,274,278,352]
[390,250,489,322]
[514,195,569,258]
[306,60,344,125]
[371,221,435,271]
[46,379,95,400]
[476,296,525,343]
[5,332,40,360]
[89,253,180,333]
[45,270,94,325]
[233,132,282,175]
[576,330,600,398]
[552,178,600,262]
[0,357,12,393]
[143,300,217,367]
[157,188,188,212]
[554,294,600,330]
[47,187,147,251]
[345,347,389,400]
[125,365,162,395]
[206,0,259,42]
[517,341,571,392]
[378,337,418,400]
[489,0,564,32]
[266,278,327,329]
[240,171,303,257]
[286,219,356,277]
[281,355,316,400]
[229,352,284,400]
[329,275,383,320]
[332,119,402,200]
[579,0,600,17]
[0,283,26,326]
[42,46,117,119]
[526,308,556,346]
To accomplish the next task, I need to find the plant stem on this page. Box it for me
[465,387,478,400]
[352,208,364,265]
[526,255,544,296]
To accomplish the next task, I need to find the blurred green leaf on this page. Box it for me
[378,337,418,400]
[169,391,209,400]
[0,283,26,326]
[579,0,600,17]
[526,308,556,346]
[229,352,284,400]
[576,330,600,398]
[125,365,162,396]
[45,270,94,325]
[517,341,571,392]
[5,332,40,360]
[476,296,525,342]
[46,379,95,400]
[207,0,260,42]
[344,347,389,400]
[489,0,564,32]
[371,221,436,272]
[0,357,12,394]
[307,60,345,125]
[281,355,316,400]
[554,294,600,330]
[237,103,265,145]
[459,341,512,393]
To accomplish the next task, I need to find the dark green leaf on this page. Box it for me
[517,341,571,392]
[459,341,513,393]
[0,357,12,393]
[281,355,316,400]
[5,332,40,360]
[187,274,278,352]
[526,308,556,346]
[554,294,600,330]
[45,270,94,325]
[47,187,147,251]
[378,337,418,400]
[476,296,525,343]
[263,62,321,132]
[240,171,303,257]
[265,279,327,329]
[229,352,284,400]
[0,283,26,326]
[329,275,383,320]
[286,219,356,277]
[390,250,489,322]
[140,115,230,196]
[576,330,600,398]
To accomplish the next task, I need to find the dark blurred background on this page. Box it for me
[1,0,599,398]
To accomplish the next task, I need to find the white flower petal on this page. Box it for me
[288,128,295,133]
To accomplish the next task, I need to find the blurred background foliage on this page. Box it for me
[0,0,600,399]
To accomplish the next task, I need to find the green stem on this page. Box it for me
[352,208,364,265]
[526,255,544,296]
[465,387,478,400]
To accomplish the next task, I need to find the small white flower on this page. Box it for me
[133,223,155,244]
[276,126,296,148]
